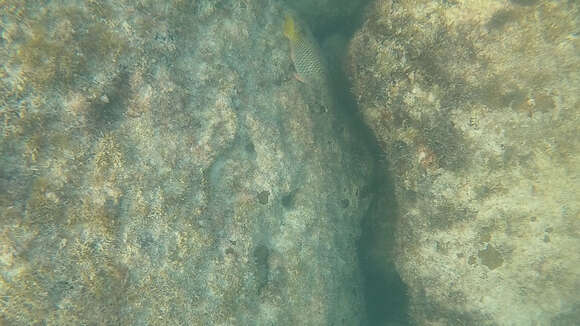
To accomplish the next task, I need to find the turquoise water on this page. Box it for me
[1,1,578,325]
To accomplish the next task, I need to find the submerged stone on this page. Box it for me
[348,0,580,324]
[0,1,374,324]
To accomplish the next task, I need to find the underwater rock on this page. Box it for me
[348,0,580,324]
[0,1,374,324]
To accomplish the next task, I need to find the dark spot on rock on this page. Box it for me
[535,93,555,112]
[429,202,477,230]
[530,216,537,221]
[87,72,129,131]
[476,78,525,111]
[49,280,74,303]
[543,235,550,243]
[257,190,269,205]
[475,185,491,199]
[281,190,296,209]
[501,145,517,164]
[478,244,504,270]
[225,247,235,255]
[341,199,350,208]
[422,118,469,171]
[487,9,517,31]
[479,227,491,243]
[138,232,155,249]
[404,189,418,204]
[505,89,528,111]
[545,227,553,233]
[253,244,270,292]
[254,244,269,266]
[245,142,255,153]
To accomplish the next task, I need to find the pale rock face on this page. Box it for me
[0,1,374,325]
[348,0,580,325]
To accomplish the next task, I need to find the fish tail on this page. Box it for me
[283,14,299,43]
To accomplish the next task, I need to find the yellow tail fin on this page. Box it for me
[283,14,299,43]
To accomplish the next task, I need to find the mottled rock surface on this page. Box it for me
[348,0,579,325]
[0,1,374,324]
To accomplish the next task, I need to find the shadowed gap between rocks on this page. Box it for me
[314,7,411,326]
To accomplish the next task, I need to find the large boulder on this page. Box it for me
[0,1,373,324]
[348,0,580,324]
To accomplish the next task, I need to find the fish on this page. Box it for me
[283,13,333,111]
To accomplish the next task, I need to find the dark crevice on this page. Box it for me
[313,5,411,325]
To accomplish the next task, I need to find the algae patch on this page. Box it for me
[478,244,504,270]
